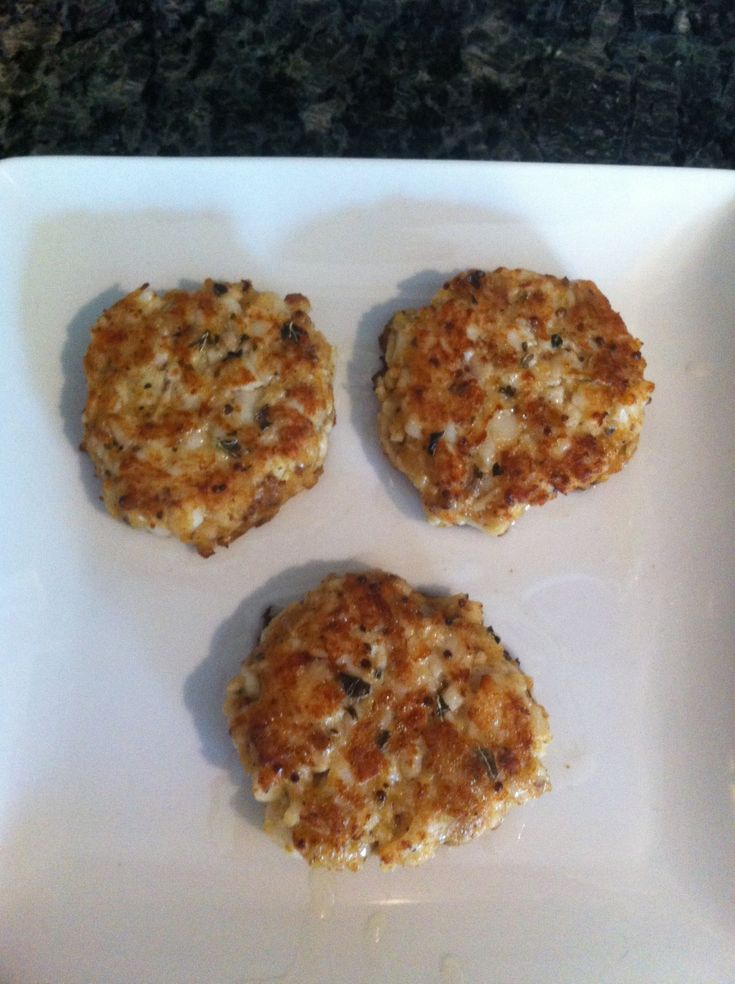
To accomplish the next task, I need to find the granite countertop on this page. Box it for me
[1,0,733,166]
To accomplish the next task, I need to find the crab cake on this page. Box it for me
[224,571,550,869]
[374,268,654,534]
[81,279,335,556]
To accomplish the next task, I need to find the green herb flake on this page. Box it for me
[427,431,443,456]
[435,693,450,718]
[190,329,218,352]
[281,321,305,344]
[476,746,499,780]
[217,436,242,458]
[338,672,371,700]
[255,405,272,430]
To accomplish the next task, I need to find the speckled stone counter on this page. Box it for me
[1,0,733,165]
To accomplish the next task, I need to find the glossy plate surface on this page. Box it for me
[1,157,734,983]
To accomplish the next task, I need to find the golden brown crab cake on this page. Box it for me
[224,571,550,869]
[374,268,654,534]
[81,279,335,556]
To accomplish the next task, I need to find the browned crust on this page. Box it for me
[374,268,654,533]
[225,571,550,869]
[81,279,335,555]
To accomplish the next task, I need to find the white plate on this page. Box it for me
[1,157,734,984]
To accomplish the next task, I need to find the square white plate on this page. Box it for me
[1,157,734,984]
